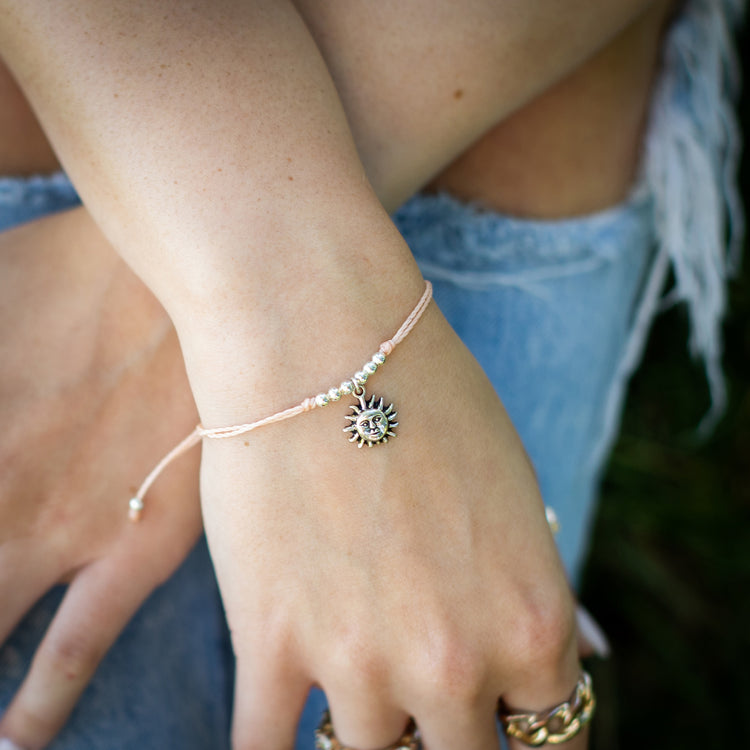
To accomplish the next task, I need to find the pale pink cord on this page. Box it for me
[128,427,202,520]
[129,281,433,521]
[388,279,433,350]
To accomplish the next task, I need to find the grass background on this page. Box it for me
[580,25,750,750]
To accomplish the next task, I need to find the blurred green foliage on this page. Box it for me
[580,24,750,750]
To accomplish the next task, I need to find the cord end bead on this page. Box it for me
[129,497,144,522]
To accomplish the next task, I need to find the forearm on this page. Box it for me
[0,0,656,415]
[0,0,659,272]
[293,0,659,207]
[0,1,412,306]
[0,0,429,423]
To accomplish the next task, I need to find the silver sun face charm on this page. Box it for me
[343,389,398,447]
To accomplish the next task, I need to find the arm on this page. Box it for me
[0,0,658,265]
[0,0,659,457]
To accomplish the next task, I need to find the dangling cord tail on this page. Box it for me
[128,281,433,521]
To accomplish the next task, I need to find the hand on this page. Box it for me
[192,294,586,750]
[0,209,202,750]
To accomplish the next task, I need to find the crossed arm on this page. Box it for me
[0,2,658,749]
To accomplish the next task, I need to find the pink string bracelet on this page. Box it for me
[128,281,433,521]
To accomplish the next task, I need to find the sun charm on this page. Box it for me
[343,387,398,448]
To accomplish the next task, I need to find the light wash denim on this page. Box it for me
[0,172,656,748]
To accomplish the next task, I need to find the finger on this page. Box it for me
[0,553,155,750]
[0,544,60,645]
[500,597,581,710]
[324,685,410,750]
[501,656,581,710]
[496,609,588,749]
[231,643,310,750]
[308,633,410,750]
[414,702,500,750]
[501,666,590,750]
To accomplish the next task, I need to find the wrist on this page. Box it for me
[171,232,427,424]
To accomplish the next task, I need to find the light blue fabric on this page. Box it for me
[642,0,744,434]
[0,172,656,748]
[0,173,80,232]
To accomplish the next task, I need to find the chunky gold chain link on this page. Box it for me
[499,671,596,746]
[315,711,421,750]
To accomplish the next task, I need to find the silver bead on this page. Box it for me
[372,352,386,365]
[364,361,378,375]
[353,370,368,385]
[315,393,330,407]
[327,387,342,401]
[339,380,354,395]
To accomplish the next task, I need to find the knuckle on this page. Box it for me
[418,630,486,706]
[328,634,386,690]
[42,632,102,683]
[508,592,575,669]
